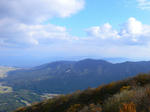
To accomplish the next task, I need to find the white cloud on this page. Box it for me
[0,0,84,47]
[0,0,85,23]
[86,17,150,45]
[137,0,150,10]
[86,23,120,39]
[122,17,143,35]
[1,17,150,57]
[0,19,76,47]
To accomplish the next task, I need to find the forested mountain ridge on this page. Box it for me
[14,73,150,112]
[4,59,150,94]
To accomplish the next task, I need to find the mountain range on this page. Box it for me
[1,59,150,111]
[3,59,150,94]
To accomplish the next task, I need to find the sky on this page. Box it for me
[0,0,150,67]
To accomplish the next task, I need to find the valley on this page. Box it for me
[0,66,17,78]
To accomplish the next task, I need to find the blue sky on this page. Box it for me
[0,0,150,67]
[50,0,150,36]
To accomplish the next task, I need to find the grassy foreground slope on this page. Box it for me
[15,73,150,112]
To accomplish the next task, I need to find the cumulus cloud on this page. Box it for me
[0,19,76,47]
[137,0,150,10]
[1,16,150,50]
[0,0,85,23]
[86,17,150,45]
[86,23,120,39]
[1,17,150,60]
[0,0,84,47]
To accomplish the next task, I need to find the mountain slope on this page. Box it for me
[14,73,150,112]
[0,66,17,78]
[3,59,150,94]
[0,90,42,112]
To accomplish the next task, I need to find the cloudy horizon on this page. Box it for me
[0,0,150,67]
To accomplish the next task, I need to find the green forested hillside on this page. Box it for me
[2,59,150,112]
[15,74,150,112]
[4,59,150,94]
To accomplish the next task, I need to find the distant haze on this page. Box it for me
[0,56,142,67]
